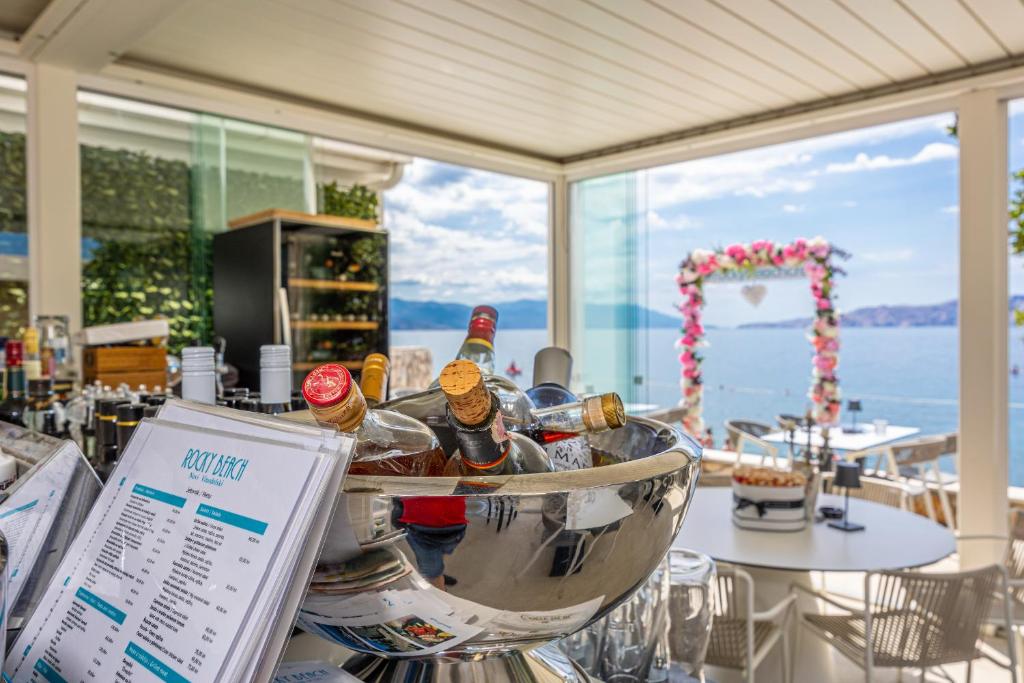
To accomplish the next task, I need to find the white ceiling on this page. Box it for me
[0,0,49,36]
[11,0,1024,161]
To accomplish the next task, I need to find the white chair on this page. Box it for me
[820,471,923,511]
[848,434,956,528]
[793,564,1017,682]
[724,420,780,468]
[706,563,795,682]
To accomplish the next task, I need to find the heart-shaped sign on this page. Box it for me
[741,284,767,307]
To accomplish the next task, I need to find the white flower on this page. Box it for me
[807,236,828,249]
[717,254,735,269]
[691,248,714,265]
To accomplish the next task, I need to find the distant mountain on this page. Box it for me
[740,296,1024,329]
[390,298,681,330]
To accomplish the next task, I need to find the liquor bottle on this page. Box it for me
[430,305,499,381]
[116,403,145,454]
[181,346,216,404]
[22,326,42,382]
[382,374,536,457]
[302,363,448,476]
[0,340,27,427]
[25,377,54,432]
[96,398,128,480]
[523,347,619,471]
[360,353,389,408]
[259,345,292,415]
[439,360,553,476]
[526,346,576,408]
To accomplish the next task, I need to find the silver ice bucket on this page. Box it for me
[297,416,702,682]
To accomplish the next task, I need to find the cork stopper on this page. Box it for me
[439,359,492,426]
[360,353,390,406]
[600,392,626,429]
[302,363,367,432]
[582,392,626,432]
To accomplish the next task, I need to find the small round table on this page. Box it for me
[674,488,956,572]
[673,487,956,683]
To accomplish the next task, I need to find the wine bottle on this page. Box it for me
[439,360,553,476]
[302,363,447,477]
[116,403,145,454]
[22,326,41,382]
[523,347,621,471]
[96,398,128,481]
[428,305,498,381]
[382,374,536,456]
[0,340,27,427]
[181,346,216,404]
[259,344,292,415]
[360,353,389,408]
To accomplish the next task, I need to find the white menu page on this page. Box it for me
[4,418,327,683]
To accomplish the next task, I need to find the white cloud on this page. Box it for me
[647,210,698,231]
[825,142,958,174]
[859,248,915,263]
[942,205,959,214]
[841,200,858,208]
[782,204,805,213]
[384,158,549,303]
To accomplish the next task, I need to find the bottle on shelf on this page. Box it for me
[360,353,389,408]
[116,403,145,455]
[259,345,292,415]
[26,377,54,432]
[301,362,447,476]
[22,326,42,381]
[181,346,217,405]
[0,340,27,427]
[439,359,553,476]
[96,398,128,479]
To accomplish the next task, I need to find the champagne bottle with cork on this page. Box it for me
[439,359,553,476]
[301,359,447,476]
[429,305,499,387]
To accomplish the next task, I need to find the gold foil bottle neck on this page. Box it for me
[439,359,491,426]
[360,353,390,406]
[582,393,626,432]
[600,393,626,429]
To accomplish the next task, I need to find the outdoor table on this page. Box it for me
[762,424,919,453]
[674,487,955,682]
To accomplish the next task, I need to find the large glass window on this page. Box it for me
[572,114,959,456]
[1008,100,1024,488]
[77,93,313,353]
[0,75,28,339]
[385,158,550,386]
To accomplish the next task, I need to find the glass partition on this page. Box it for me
[0,74,28,339]
[571,114,960,457]
[570,172,647,406]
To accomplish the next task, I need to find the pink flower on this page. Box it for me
[817,298,831,311]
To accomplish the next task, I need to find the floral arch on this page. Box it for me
[676,237,842,436]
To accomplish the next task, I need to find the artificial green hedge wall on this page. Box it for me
[0,130,377,354]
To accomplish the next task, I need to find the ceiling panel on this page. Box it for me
[0,0,48,35]
[120,0,1024,160]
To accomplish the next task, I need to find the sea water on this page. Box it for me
[393,326,1024,486]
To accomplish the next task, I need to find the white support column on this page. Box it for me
[26,64,81,336]
[549,175,571,350]
[958,89,1009,568]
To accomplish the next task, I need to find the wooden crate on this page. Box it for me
[83,346,166,389]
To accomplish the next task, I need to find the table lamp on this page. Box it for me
[828,462,864,532]
[845,399,863,434]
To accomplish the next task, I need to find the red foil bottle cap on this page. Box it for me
[467,317,496,344]
[302,363,353,408]
[470,305,498,323]
[5,340,23,367]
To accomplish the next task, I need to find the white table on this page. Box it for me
[675,488,955,572]
[763,424,919,453]
[674,488,955,682]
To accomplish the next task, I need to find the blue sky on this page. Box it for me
[387,105,1024,329]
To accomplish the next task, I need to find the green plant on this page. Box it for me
[319,182,378,221]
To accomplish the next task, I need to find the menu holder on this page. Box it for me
[0,426,102,647]
[3,400,353,683]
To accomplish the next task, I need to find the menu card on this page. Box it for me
[4,400,352,683]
